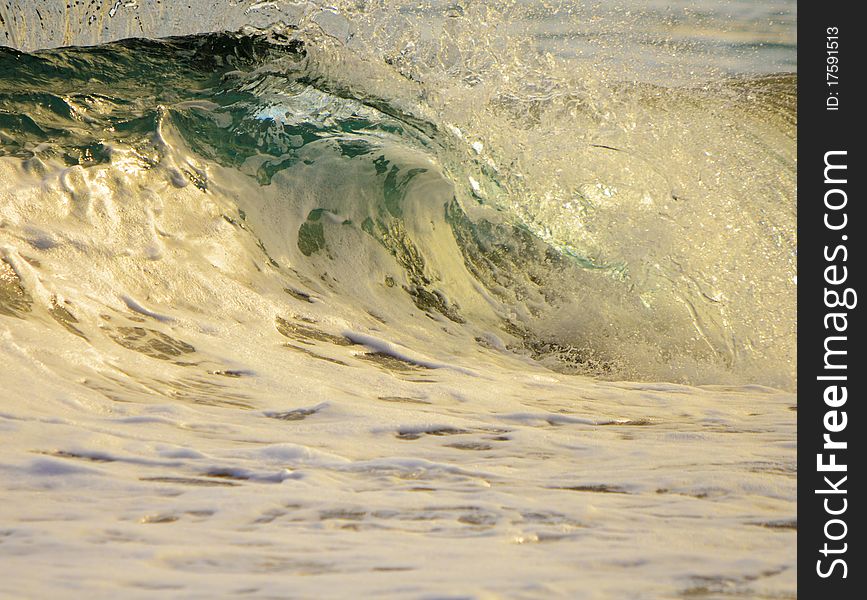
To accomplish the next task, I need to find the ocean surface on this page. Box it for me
[1,1,796,598]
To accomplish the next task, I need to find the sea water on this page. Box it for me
[0,1,796,598]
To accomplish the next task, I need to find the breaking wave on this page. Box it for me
[1,6,796,388]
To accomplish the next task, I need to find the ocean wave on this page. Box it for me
[1,24,795,387]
